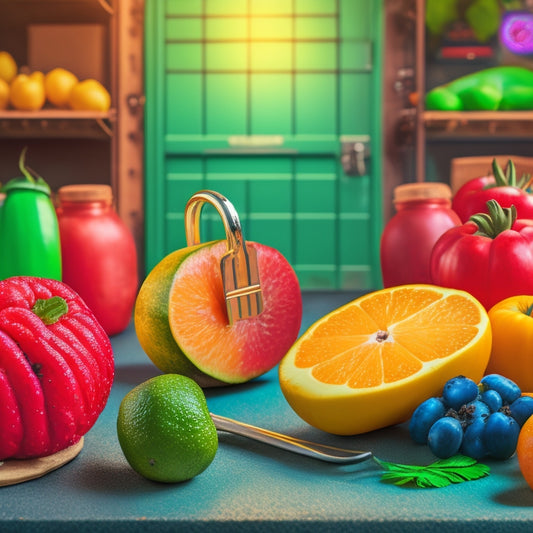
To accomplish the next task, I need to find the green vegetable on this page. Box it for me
[374,455,490,488]
[426,0,459,36]
[0,149,61,280]
[465,0,501,43]
[426,66,533,111]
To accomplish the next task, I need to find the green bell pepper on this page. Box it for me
[426,66,533,111]
[0,149,61,280]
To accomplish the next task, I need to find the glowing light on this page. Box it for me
[500,11,533,55]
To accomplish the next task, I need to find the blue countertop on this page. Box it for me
[2,291,533,532]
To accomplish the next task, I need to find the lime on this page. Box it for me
[117,374,218,483]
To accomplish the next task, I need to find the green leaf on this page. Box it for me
[374,455,490,489]
[32,296,69,325]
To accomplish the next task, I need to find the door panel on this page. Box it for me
[145,0,383,290]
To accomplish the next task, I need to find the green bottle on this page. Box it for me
[0,149,62,280]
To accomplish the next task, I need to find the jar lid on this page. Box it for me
[58,184,113,203]
[393,182,452,202]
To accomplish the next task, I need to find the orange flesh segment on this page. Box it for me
[294,288,482,388]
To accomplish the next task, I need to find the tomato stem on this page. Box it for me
[470,200,516,239]
[525,303,533,317]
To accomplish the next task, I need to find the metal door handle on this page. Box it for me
[341,140,370,177]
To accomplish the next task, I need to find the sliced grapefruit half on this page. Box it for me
[135,241,302,386]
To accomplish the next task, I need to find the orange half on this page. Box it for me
[279,285,492,435]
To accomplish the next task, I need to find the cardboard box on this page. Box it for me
[28,24,107,83]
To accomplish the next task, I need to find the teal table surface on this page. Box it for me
[2,291,533,532]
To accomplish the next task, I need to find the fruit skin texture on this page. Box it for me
[452,159,533,224]
[135,240,302,386]
[483,412,520,459]
[410,373,533,460]
[442,375,478,410]
[135,243,213,384]
[517,414,533,489]
[279,285,491,436]
[487,295,533,392]
[430,200,533,310]
[428,417,463,459]
[0,51,17,83]
[117,374,218,483]
[0,78,9,110]
[44,68,78,108]
[69,79,110,111]
[0,276,114,459]
[409,397,446,444]
[10,72,46,111]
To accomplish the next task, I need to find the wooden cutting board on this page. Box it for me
[0,438,84,487]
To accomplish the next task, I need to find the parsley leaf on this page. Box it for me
[373,455,490,488]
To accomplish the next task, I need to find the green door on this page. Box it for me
[145,0,384,290]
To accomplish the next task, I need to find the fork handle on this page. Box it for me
[210,413,373,465]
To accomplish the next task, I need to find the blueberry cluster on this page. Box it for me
[409,374,533,460]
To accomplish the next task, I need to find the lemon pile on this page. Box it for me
[0,51,111,112]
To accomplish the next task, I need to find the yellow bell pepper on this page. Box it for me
[488,296,533,393]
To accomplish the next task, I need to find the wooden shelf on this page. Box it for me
[423,110,533,140]
[0,109,116,120]
[0,109,117,138]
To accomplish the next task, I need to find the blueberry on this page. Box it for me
[481,374,521,405]
[480,389,503,413]
[409,397,446,444]
[509,396,533,427]
[463,400,490,420]
[483,412,520,460]
[428,417,464,459]
[442,376,479,410]
[460,417,487,460]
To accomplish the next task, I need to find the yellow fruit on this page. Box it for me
[0,78,9,110]
[486,295,533,393]
[10,72,46,111]
[68,79,111,111]
[279,285,492,435]
[117,374,218,483]
[44,67,78,108]
[0,51,17,83]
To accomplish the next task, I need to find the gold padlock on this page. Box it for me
[184,190,263,325]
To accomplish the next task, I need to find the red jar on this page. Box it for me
[380,182,461,288]
[56,184,138,336]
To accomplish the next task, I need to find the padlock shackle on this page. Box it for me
[184,190,243,251]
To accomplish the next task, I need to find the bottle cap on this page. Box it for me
[58,184,113,203]
[393,182,452,203]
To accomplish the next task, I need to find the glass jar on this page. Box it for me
[380,182,461,288]
[56,184,138,336]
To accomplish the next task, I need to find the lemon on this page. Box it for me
[44,68,78,108]
[10,72,46,111]
[117,374,218,483]
[0,51,17,83]
[0,79,9,110]
[69,79,111,111]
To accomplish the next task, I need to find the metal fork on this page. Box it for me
[211,413,373,464]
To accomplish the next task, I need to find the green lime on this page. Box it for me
[117,374,218,483]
